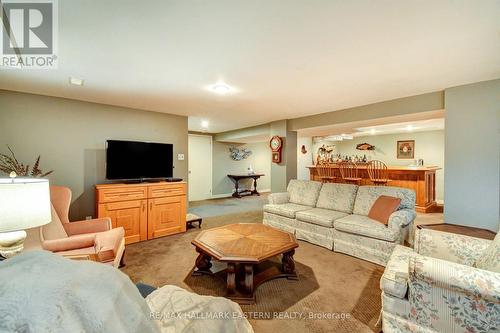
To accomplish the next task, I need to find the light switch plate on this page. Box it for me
[177,153,185,161]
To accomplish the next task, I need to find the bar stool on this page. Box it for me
[316,164,336,183]
[367,160,391,186]
[339,162,362,185]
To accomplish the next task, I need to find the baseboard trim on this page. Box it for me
[211,189,270,199]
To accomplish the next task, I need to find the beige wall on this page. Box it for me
[297,137,313,180]
[212,141,271,195]
[0,90,188,221]
[444,79,500,232]
[270,120,297,192]
[331,130,445,202]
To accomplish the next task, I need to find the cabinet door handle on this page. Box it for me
[142,203,145,212]
[149,202,153,210]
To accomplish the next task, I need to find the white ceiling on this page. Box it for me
[1,1,499,133]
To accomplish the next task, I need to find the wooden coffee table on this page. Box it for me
[191,223,299,304]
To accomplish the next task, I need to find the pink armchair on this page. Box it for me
[40,186,125,268]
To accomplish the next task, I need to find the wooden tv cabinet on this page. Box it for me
[95,182,187,245]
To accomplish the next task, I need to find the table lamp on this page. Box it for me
[0,177,51,258]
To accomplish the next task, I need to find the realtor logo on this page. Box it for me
[1,0,58,68]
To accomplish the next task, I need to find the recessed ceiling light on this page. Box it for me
[209,83,231,94]
[370,129,377,135]
[405,125,414,131]
[201,120,209,128]
[69,77,84,86]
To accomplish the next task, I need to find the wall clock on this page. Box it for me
[269,136,283,163]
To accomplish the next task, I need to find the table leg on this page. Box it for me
[232,179,241,198]
[244,264,254,294]
[192,249,212,276]
[282,250,298,279]
[227,263,236,295]
[252,177,260,196]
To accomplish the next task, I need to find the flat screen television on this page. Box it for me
[106,140,173,180]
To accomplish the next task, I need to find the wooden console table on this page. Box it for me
[227,174,264,198]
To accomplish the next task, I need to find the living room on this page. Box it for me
[0,1,499,333]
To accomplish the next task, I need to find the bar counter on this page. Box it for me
[307,164,441,213]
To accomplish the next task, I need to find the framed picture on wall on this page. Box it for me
[397,140,415,159]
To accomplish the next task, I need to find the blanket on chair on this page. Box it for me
[146,285,254,333]
[0,251,159,333]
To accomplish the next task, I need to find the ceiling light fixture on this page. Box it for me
[405,125,414,131]
[209,83,231,94]
[201,120,209,128]
[69,77,84,86]
[370,129,377,135]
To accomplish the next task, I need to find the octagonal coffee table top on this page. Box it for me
[192,223,298,263]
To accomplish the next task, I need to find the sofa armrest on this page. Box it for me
[414,229,491,266]
[94,227,125,263]
[268,192,289,205]
[388,209,416,245]
[388,209,416,230]
[63,218,112,236]
[42,234,95,252]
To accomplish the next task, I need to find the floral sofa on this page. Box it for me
[263,179,416,266]
[380,229,500,333]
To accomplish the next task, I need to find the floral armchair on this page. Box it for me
[380,228,500,333]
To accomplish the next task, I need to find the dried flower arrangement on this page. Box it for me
[0,146,53,177]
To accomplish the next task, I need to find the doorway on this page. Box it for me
[188,134,213,201]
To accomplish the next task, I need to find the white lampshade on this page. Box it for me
[0,178,51,233]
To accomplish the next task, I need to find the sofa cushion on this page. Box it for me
[296,208,348,228]
[287,179,322,207]
[353,186,415,216]
[263,203,311,219]
[381,245,415,298]
[334,214,400,242]
[474,232,500,273]
[368,195,401,225]
[315,183,358,213]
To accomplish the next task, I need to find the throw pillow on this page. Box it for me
[474,233,500,273]
[368,195,401,225]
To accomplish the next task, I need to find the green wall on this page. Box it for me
[444,79,500,232]
[0,90,188,221]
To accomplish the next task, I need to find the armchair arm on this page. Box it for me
[63,218,112,236]
[268,192,289,205]
[42,234,95,252]
[408,255,500,332]
[94,227,125,263]
[380,245,415,299]
[414,229,491,266]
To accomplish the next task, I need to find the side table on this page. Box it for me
[417,223,496,240]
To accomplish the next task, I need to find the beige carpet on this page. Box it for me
[122,210,384,333]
